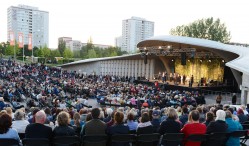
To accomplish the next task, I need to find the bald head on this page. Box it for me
[35,110,47,124]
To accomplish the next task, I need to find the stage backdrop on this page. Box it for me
[175,58,224,83]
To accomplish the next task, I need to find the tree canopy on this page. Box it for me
[170,17,231,43]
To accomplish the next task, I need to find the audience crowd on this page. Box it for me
[0,59,247,146]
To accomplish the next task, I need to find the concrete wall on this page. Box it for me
[62,61,100,75]
[241,73,249,105]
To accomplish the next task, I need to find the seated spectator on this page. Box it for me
[137,112,153,135]
[0,97,6,110]
[107,111,116,128]
[79,108,88,122]
[53,111,76,136]
[109,111,129,135]
[203,112,214,126]
[159,107,181,146]
[104,108,113,123]
[0,113,20,143]
[70,112,84,136]
[126,112,138,131]
[82,108,106,135]
[179,106,189,126]
[28,108,40,123]
[225,111,243,146]
[151,110,160,132]
[6,107,14,119]
[12,109,29,133]
[25,110,53,140]
[237,108,248,123]
[181,110,206,146]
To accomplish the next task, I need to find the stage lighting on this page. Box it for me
[158,46,162,49]
[171,59,174,62]
[222,60,225,63]
[208,60,211,62]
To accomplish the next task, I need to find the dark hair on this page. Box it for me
[190,110,200,121]
[44,108,51,115]
[86,113,92,122]
[141,112,150,123]
[91,108,100,119]
[182,107,188,114]
[127,112,135,121]
[0,114,12,134]
[206,112,214,122]
[114,112,124,124]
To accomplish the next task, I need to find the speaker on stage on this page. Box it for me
[181,52,186,65]
[144,55,147,64]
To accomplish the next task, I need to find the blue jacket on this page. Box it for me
[0,101,6,110]
[225,118,243,146]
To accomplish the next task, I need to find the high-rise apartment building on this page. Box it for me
[121,17,154,53]
[7,5,49,48]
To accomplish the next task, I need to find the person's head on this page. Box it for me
[79,108,88,115]
[167,107,178,120]
[14,109,25,120]
[0,113,12,134]
[152,110,160,119]
[206,112,214,122]
[5,107,12,117]
[86,113,92,122]
[225,111,233,119]
[57,111,70,126]
[0,97,4,102]
[73,112,81,127]
[215,110,226,121]
[106,108,113,116]
[35,110,47,124]
[127,112,135,121]
[237,108,244,115]
[189,110,200,122]
[91,108,100,119]
[141,112,150,123]
[182,106,189,114]
[114,111,124,124]
[44,108,51,115]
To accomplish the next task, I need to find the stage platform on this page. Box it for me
[133,79,237,93]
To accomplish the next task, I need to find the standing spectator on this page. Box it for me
[53,111,76,136]
[216,93,222,104]
[181,110,206,146]
[225,111,243,146]
[159,107,181,146]
[0,113,20,143]
[25,110,53,140]
[82,108,106,135]
[12,109,29,133]
[137,112,153,135]
[232,93,237,105]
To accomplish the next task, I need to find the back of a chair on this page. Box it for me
[207,132,228,146]
[137,133,160,142]
[0,138,19,146]
[162,133,185,142]
[53,136,80,146]
[82,135,108,145]
[111,134,136,143]
[22,138,50,146]
[18,133,25,140]
[229,130,248,138]
[186,134,208,142]
[242,124,249,130]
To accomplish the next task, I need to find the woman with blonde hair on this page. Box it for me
[70,112,84,136]
[53,111,76,136]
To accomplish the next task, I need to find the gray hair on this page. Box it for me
[14,109,25,120]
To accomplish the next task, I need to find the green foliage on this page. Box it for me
[63,48,73,59]
[88,49,97,58]
[50,49,61,58]
[38,57,45,63]
[58,39,66,56]
[170,17,231,43]
[37,47,44,57]
[5,42,20,56]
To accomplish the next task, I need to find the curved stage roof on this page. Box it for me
[137,35,249,75]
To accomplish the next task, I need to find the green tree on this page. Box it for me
[33,46,39,57]
[5,42,20,57]
[88,49,97,58]
[50,49,61,58]
[58,39,66,56]
[42,45,50,63]
[170,17,231,43]
[37,47,44,57]
[63,48,73,59]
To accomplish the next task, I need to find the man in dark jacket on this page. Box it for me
[82,108,107,146]
[151,110,160,132]
[179,107,188,125]
[25,110,53,140]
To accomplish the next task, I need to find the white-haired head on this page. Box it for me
[106,108,113,116]
[215,110,226,121]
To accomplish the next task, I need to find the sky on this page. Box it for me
[0,0,249,48]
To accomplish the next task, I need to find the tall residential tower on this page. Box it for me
[121,17,154,53]
[7,5,49,48]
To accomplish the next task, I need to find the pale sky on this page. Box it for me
[0,0,249,48]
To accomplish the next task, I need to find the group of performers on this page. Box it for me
[158,72,194,87]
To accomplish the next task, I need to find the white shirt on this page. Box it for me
[12,120,29,133]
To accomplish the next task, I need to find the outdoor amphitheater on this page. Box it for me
[1,35,249,146]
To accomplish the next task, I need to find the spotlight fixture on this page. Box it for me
[222,60,225,63]
[208,60,211,62]
[200,59,202,62]
[158,46,162,49]
[171,59,174,62]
